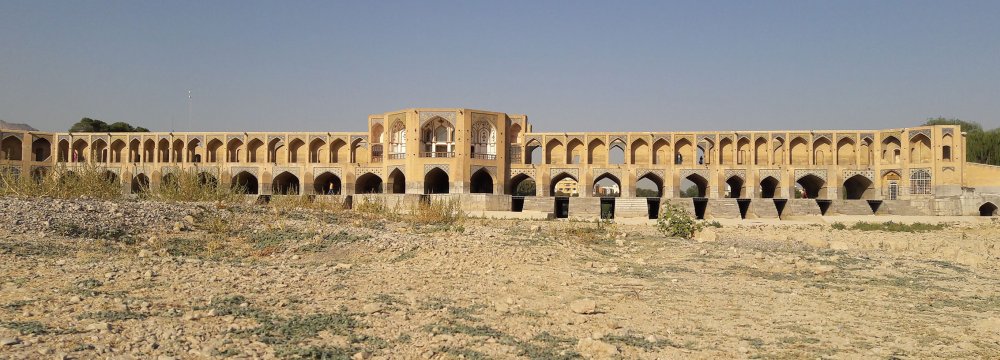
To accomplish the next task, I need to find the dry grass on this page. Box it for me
[0,165,121,200]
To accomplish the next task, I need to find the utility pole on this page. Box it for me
[187,90,192,131]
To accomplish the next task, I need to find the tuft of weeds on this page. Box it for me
[1,320,50,335]
[845,221,946,233]
[0,240,70,257]
[1,300,33,311]
[78,310,148,321]
[408,198,464,226]
[162,237,207,257]
[50,221,132,244]
[602,333,678,350]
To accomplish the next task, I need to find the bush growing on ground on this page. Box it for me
[656,201,703,239]
[409,198,464,226]
[835,221,945,233]
[0,165,122,200]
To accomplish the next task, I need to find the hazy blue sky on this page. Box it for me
[1,1,998,132]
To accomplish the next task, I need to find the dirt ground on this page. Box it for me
[1,197,998,359]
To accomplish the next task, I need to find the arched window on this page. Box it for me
[390,121,406,158]
[910,169,931,195]
[471,121,496,159]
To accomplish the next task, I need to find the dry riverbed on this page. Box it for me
[0,196,998,359]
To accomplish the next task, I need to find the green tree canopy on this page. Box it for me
[69,118,149,133]
[923,117,1000,165]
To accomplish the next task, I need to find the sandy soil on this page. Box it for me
[1,197,998,359]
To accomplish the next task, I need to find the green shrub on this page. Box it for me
[656,201,703,239]
[831,222,847,230]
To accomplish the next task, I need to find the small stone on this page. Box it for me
[172,222,185,232]
[754,252,765,260]
[813,265,836,275]
[352,352,370,360]
[529,225,540,233]
[291,255,300,260]
[1,338,20,346]
[576,338,618,357]
[362,303,382,314]
[143,270,154,279]
[69,296,83,303]
[333,263,353,270]
[569,299,598,315]
[138,249,152,258]
[183,215,195,224]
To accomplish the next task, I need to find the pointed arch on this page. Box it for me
[760,176,780,198]
[354,172,383,194]
[57,139,70,162]
[795,174,825,199]
[509,173,536,196]
[268,138,286,164]
[1,135,23,161]
[635,172,663,197]
[109,139,126,163]
[424,167,449,194]
[272,171,300,195]
[608,139,626,165]
[142,139,155,163]
[524,139,541,165]
[736,137,750,165]
[389,121,406,156]
[131,173,150,194]
[836,137,856,165]
[247,138,265,163]
[205,139,223,163]
[630,138,650,165]
[314,172,342,195]
[186,138,202,163]
[566,138,584,164]
[91,138,108,163]
[881,135,902,164]
[157,138,170,162]
[813,137,832,165]
[350,137,368,163]
[772,137,785,165]
[550,172,578,197]
[725,175,745,198]
[719,137,734,165]
[231,171,258,194]
[681,173,708,198]
[592,172,621,197]
[789,137,808,165]
[750,137,766,165]
[171,139,184,163]
[329,138,348,163]
[288,138,306,163]
[909,133,931,163]
[843,174,874,200]
[508,123,522,144]
[652,138,670,165]
[545,139,565,165]
[587,138,606,164]
[980,202,997,216]
[674,138,693,165]
[470,168,494,194]
[387,168,405,194]
[32,137,52,162]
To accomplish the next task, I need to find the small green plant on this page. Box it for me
[831,222,847,230]
[656,201,703,239]
[848,221,945,232]
[704,220,722,228]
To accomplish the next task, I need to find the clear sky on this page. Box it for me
[1,1,998,133]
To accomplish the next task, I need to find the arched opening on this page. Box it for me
[309,138,328,164]
[31,138,51,162]
[272,172,299,195]
[652,139,670,165]
[350,138,368,163]
[881,136,902,164]
[588,139,606,164]
[157,139,170,162]
[836,138,856,165]
[859,138,874,165]
[592,173,621,197]
[314,172,342,195]
[0,135,21,161]
[524,140,541,165]
[883,171,901,200]
[92,139,109,163]
[545,139,564,165]
[790,137,808,165]
[232,171,259,194]
[198,172,218,187]
[510,174,536,196]
[843,175,874,200]
[772,138,785,165]
[471,120,496,158]
[268,138,285,164]
[674,138,692,165]
[470,168,494,194]
[680,174,708,198]
[354,173,383,194]
[206,139,223,163]
[813,137,832,165]
[109,140,125,163]
[57,140,70,162]
[330,139,348,163]
[142,139,155,163]
[719,137,734,165]
[247,138,265,163]
[550,172,578,197]
[941,134,954,162]
[980,202,997,216]
[421,117,455,157]
[131,174,150,194]
[635,173,663,197]
[288,138,306,163]
[128,139,140,163]
[508,123,522,144]
[424,168,449,194]
[72,139,89,162]
[566,139,584,164]
[754,137,767,165]
[608,141,625,165]
[909,133,932,164]
[186,138,202,163]
[725,176,745,198]
[387,169,405,194]
[171,139,184,163]
[795,174,825,199]
[736,137,750,165]
[630,139,649,165]
[226,139,244,163]
[760,176,780,198]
